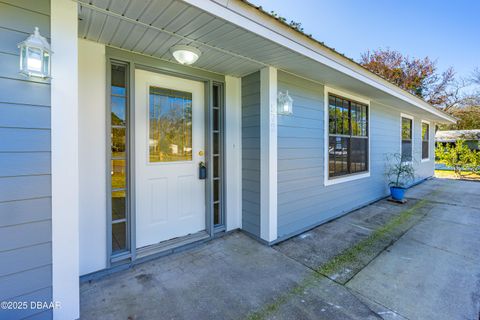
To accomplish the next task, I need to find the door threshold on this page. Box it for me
[135,230,210,260]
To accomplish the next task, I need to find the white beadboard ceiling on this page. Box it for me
[77,0,454,122]
[77,0,347,82]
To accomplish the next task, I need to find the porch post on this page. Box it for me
[225,76,243,231]
[260,67,278,242]
[51,0,80,319]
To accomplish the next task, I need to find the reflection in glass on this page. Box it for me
[112,191,126,220]
[111,159,126,190]
[328,94,369,178]
[422,123,429,159]
[111,96,126,125]
[402,117,413,161]
[149,87,192,162]
[111,127,126,158]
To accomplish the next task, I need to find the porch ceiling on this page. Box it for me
[77,0,454,123]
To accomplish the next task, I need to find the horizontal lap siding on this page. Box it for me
[0,1,52,319]
[241,72,261,237]
[277,71,429,239]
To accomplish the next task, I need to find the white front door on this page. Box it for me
[135,69,205,249]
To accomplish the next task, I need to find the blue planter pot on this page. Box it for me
[390,186,406,201]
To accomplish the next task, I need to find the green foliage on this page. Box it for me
[439,106,480,130]
[269,10,305,32]
[435,139,480,176]
[385,153,416,187]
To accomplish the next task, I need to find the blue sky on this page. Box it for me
[252,0,480,80]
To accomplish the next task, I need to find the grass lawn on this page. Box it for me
[435,170,480,181]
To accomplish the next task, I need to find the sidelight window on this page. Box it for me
[110,62,129,255]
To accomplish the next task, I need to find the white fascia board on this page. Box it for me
[260,66,277,242]
[183,0,456,124]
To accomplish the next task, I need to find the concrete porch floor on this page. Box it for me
[80,178,480,320]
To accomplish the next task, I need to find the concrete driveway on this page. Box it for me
[80,178,480,320]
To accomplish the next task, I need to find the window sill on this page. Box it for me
[324,171,370,186]
[421,158,431,163]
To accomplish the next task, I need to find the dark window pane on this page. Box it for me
[213,108,219,131]
[329,136,349,177]
[213,132,219,154]
[422,123,429,140]
[214,203,220,225]
[351,138,367,173]
[112,127,126,158]
[111,96,126,125]
[112,222,126,253]
[112,190,126,220]
[213,179,219,202]
[112,159,126,190]
[422,141,429,159]
[111,64,126,95]
[402,141,412,162]
[213,156,219,178]
[213,85,219,108]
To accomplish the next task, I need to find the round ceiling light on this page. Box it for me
[170,45,201,65]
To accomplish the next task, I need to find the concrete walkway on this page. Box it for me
[80,178,480,320]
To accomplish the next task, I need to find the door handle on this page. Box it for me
[199,162,207,180]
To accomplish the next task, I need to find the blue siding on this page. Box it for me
[277,71,434,239]
[0,1,52,319]
[241,71,261,237]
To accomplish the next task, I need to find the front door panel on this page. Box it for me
[135,69,205,249]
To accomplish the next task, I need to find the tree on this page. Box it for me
[360,48,455,107]
[435,140,480,176]
[441,106,480,130]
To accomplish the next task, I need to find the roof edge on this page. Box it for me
[188,0,456,123]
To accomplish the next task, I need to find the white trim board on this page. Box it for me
[323,86,371,186]
[260,66,277,242]
[51,0,80,319]
[225,76,243,231]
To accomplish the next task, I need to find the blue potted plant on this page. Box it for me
[386,153,416,201]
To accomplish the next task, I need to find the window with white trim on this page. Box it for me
[328,94,368,178]
[422,122,429,160]
[401,116,413,162]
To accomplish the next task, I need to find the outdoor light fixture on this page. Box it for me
[18,27,51,78]
[170,45,201,65]
[277,90,293,115]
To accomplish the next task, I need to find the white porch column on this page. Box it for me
[225,76,243,231]
[260,67,278,242]
[51,0,79,319]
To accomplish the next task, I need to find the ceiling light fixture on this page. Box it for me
[170,45,201,65]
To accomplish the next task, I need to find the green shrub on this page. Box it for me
[435,139,480,176]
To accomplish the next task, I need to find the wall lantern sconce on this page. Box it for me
[18,27,51,79]
[170,45,202,65]
[277,90,293,115]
